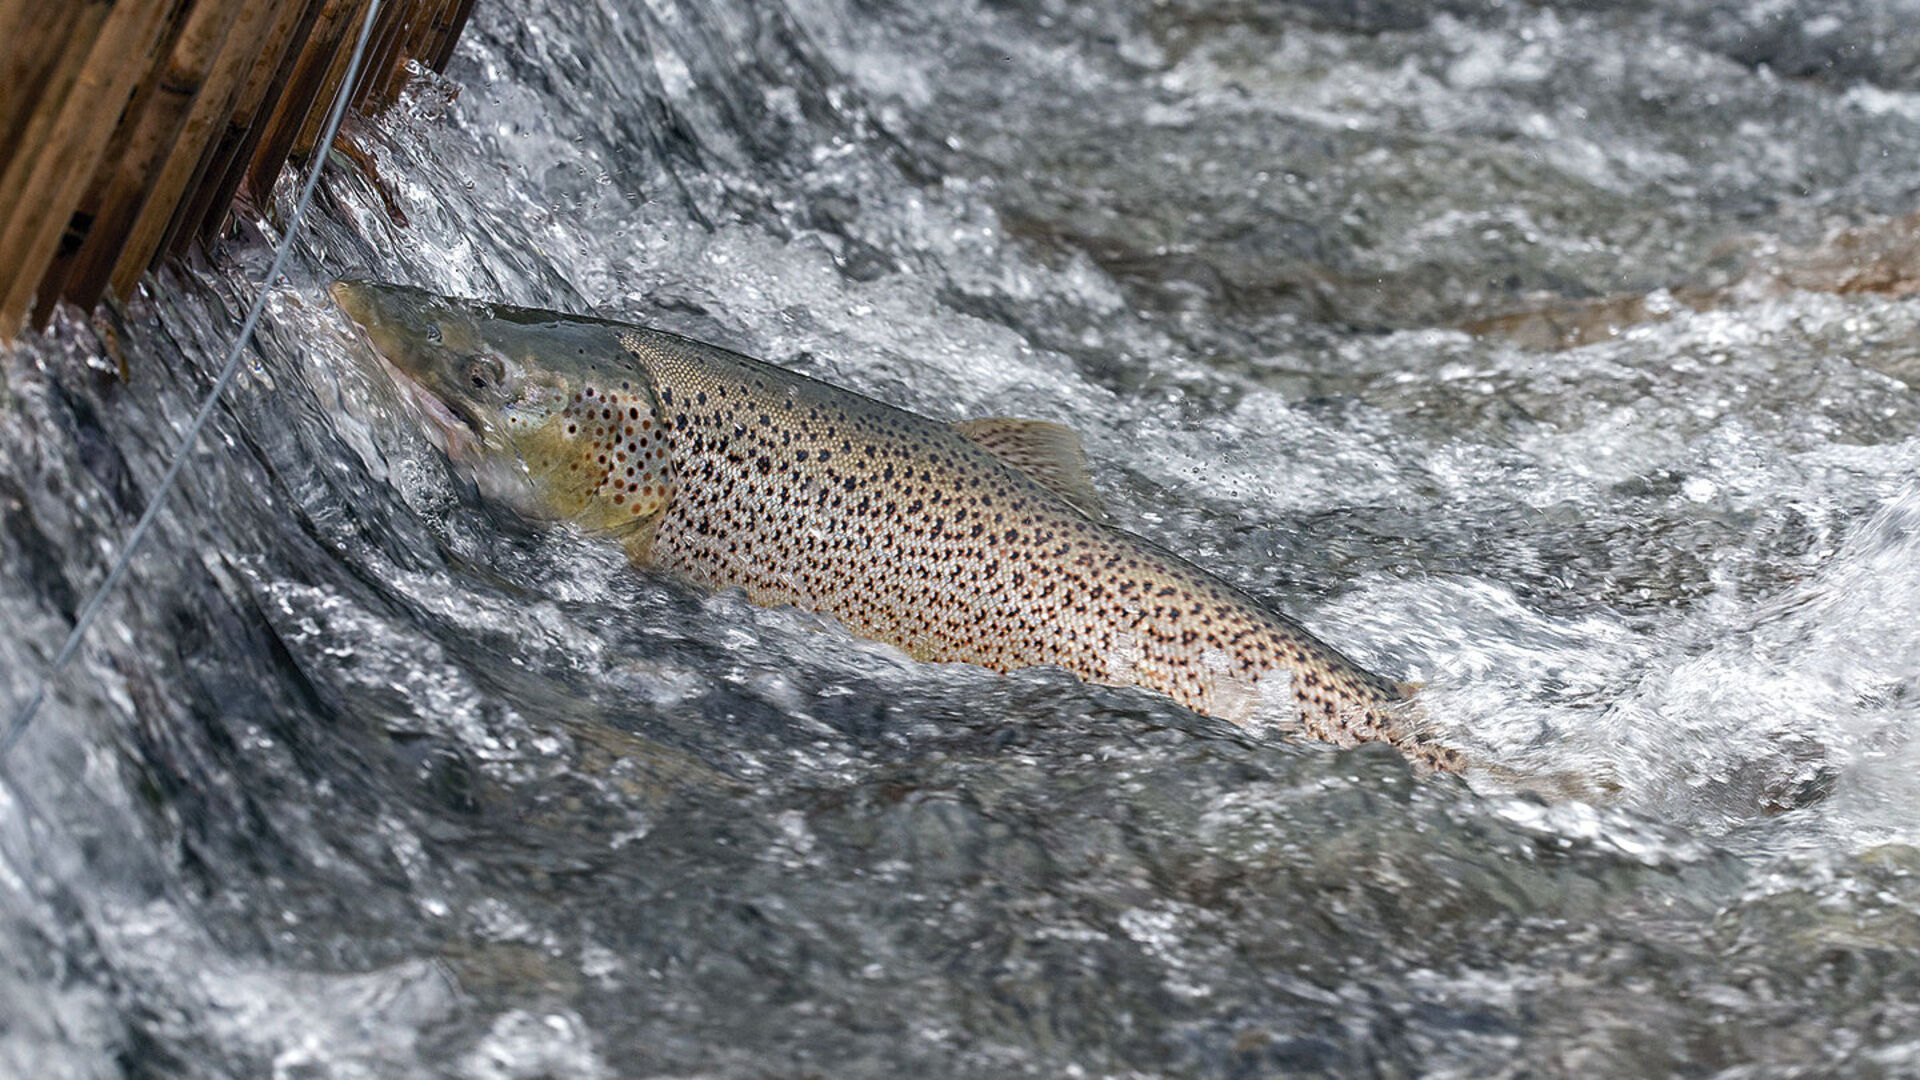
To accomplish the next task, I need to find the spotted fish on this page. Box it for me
[331,279,1465,773]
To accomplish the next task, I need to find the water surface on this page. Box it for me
[5,0,1920,1075]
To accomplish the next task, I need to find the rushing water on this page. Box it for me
[6,0,1920,1075]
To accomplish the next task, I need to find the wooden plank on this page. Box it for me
[286,0,379,160]
[0,1,42,102]
[346,0,411,110]
[428,0,475,73]
[58,0,251,314]
[0,1,91,179]
[0,0,109,330]
[414,0,460,57]
[0,0,181,337]
[243,0,368,204]
[107,0,286,298]
[398,0,451,85]
[379,0,454,102]
[30,0,202,328]
[0,0,480,336]
[0,1,111,208]
[166,0,329,254]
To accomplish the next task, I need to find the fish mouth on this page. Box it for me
[330,279,481,458]
[383,355,481,458]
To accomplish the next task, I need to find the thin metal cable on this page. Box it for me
[0,0,386,762]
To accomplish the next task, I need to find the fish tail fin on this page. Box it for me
[1357,692,1472,776]
[1472,760,1624,803]
[1379,691,1622,800]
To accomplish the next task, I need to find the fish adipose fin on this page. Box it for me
[952,417,1106,520]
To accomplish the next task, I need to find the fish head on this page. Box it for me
[331,279,676,538]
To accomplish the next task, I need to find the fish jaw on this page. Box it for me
[331,278,490,460]
[381,351,482,460]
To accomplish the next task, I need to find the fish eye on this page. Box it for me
[425,323,443,345]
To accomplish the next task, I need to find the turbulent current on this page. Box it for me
[6,0,1920,1075]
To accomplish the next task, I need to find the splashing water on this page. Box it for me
[5,0,1920,1075]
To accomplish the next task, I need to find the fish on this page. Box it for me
[330,279,1466,774]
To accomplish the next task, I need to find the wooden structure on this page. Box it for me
[0,0,476,342]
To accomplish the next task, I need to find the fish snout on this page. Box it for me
[329,279,378,329]
[328,278,446,384]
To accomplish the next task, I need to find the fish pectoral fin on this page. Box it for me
[616,513,667,567]
[952,417,1107,520]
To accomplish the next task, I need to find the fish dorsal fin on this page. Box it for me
[953,417,1106,520]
